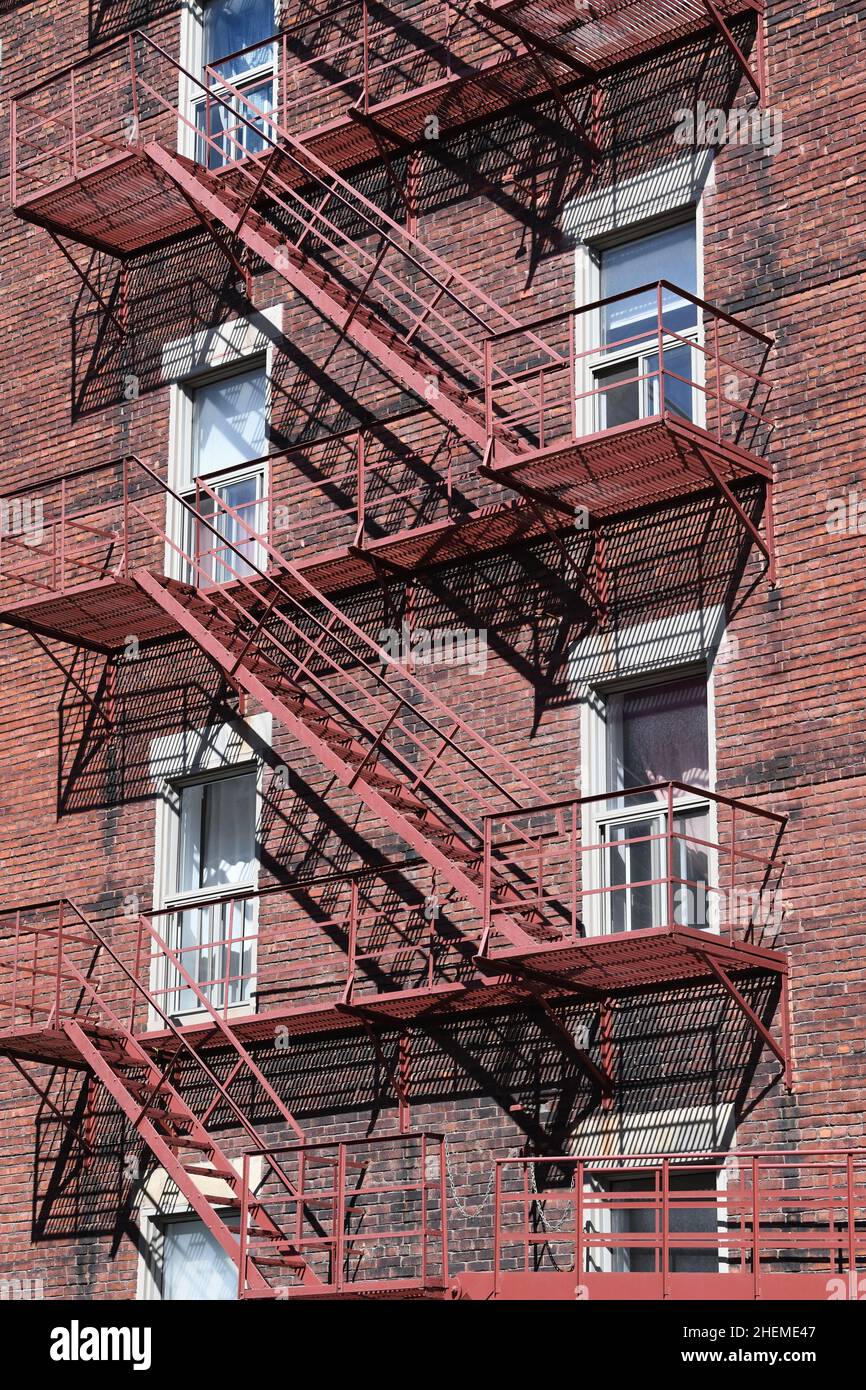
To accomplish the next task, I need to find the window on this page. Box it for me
[162,768,258,1015]
[196,0,276,167]
[592,675,712,935]
[160,1216,238,1299]
[592,220,698,430]
[586,1170,720,1276]
[185,364,267,586]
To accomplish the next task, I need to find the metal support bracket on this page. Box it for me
[701,0,765,101]
[697,950,790,1087]
[48,233,127,338]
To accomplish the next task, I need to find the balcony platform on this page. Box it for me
[0,576,181,652]
[0,497,553,651]
[454,1269,842,1301]
[478,922,786,994]
[480,0,758,76]
[14,148,200,257]
[485,414,772,520]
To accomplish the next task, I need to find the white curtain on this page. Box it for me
[162,1218,238,1300]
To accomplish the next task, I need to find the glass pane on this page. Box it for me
[604,818,658,933]
[601,223,697,345]
[195,369,267,477]
[202,773,256,889]
[162,1217,238,1299]
[607,677,709,801]
[177,773,256,893]
[595,358,641,429]
[673,808,711,927]
[205,0,275,75]
[601,1173,718,1275]
[647,343,694,421]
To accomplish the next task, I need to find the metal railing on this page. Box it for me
[239,1132,449,1296]
[481,780,787,953]
[494,1149,866,1299]
[483,279,773,459]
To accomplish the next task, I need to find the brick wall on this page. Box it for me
[0,0,863,1296]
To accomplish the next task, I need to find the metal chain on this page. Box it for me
[529,1160,577,1232]
[444,1137,497,1217]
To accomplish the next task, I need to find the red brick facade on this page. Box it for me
[0,0,863,1300]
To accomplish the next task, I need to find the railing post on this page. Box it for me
[752,1154,761,1299]
[656,281,665,416]
[55,901,64,1025]
[483,337,493,439]
[420,1134,429,1286]
[362,0,370,112]
[666,781,675,928]
[661,1159,670,1298]
[281,32,288,130]
[335,1141,348,1293]
[576,1159,584,1285]
[238,1153,250,1299]
[70,70,78,177]
[481,815,492,953]
[493,1162,502,1298]
[122,456,130,577]
[713,315,723,440]
[356,430,366,548]
[129,33,140,142]
[847,1151,856,1298]
[59,477,67,591]
[730,803,737,944]
[439,1139,450,1284]
[568,310,577,440]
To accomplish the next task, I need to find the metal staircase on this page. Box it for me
[0,900,321,1296]
[130,475,565,950]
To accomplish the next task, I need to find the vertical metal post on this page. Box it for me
[713,316,723,440]
[752,1153,761,1298]
[420,1133,429,1286]
[493,1163,502,1298]
[129,34,140,140]
[570,802,578,940]
[483,338,493,439]
[70,70,78,177]
[238,1153,249,1299]
[439,1139,450,1284]
[59,477,67,591]
[538,367,545,450]
[281,32,288,130]
[846,1152,857,1297]
[661,1159,670,1297]
[362,0,370,112]
[356,430,366,548]
[568,310,577,440]
[666,781,675,928]
[335,1141,347,1293]
[481,816,492,953]
[122,456,130,577]
[55,900,64,1025]
[730,802,738,944]
[656,282,665,416]
[576,1160,584,1283]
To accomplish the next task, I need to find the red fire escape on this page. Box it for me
[0,4,801,1299]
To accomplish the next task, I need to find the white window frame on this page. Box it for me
[163,307,281,585]
[573,1104,735,1278]
[137,1158,262,1300]
[178,0,280,164]
[181,360,269,586]
[569,158,711,440]
[574,607,724,939]
[150,715,271,1026]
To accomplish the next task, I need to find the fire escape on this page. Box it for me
[0,2,804,1299]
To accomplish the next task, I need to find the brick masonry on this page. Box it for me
[0,0,863,1297]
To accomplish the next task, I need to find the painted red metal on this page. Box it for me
[238,1133,449,1299]
[476,1148,866,1300]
